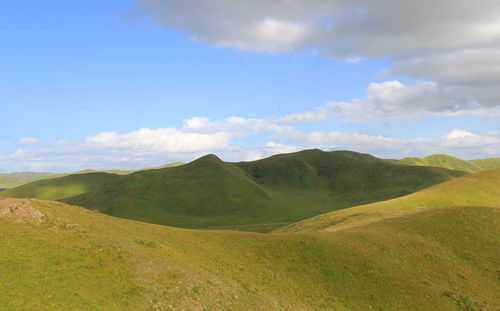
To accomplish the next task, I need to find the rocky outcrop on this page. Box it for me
[0,199,45,224]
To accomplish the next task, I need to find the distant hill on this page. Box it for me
[0,162,183,189]
[278,167,500,233]
[0,172,57,189]
[1,197,498,310]
[1,149,466,232]
[70,162,184,175]
[470,158,500,170]
[1,172,125,201]
[391,154,500,173]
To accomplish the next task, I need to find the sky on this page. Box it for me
[1,0,499,173]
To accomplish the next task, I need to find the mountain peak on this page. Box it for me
[197,154,223,163]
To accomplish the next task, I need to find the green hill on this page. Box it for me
[394,154,500,173]
[1,150,466,232]
[1,198,498,310]
[278,167,500,233]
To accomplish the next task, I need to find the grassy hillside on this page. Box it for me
[2,150,466,232]
[278,167,500,233]
[1,198,498,310]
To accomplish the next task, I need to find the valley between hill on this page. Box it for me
[0,150,466,232]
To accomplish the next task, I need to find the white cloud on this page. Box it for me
[264,141,302,154]
[19,137,42,145]
[0,140,11,145]
[85,127,233,154]
[271,129,401,149]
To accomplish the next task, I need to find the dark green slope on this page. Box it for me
[234,149,465,203]
[2,150,467,232]
[64,155,274,228]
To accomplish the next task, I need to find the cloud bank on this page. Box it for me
[133,0,500,110]
[1,107,498,172]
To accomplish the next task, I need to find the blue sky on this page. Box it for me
[1,0,499,172]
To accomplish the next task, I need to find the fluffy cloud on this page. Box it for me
[19,137,42,145]
[273,81,500,121]
[86,127,233,154]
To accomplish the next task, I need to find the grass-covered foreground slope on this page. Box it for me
[1,198,499,310]
[278,167,500,233]
[1,150,466,232]
[394,154,500,173]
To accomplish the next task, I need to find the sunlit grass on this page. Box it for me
[1,197,498,310]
